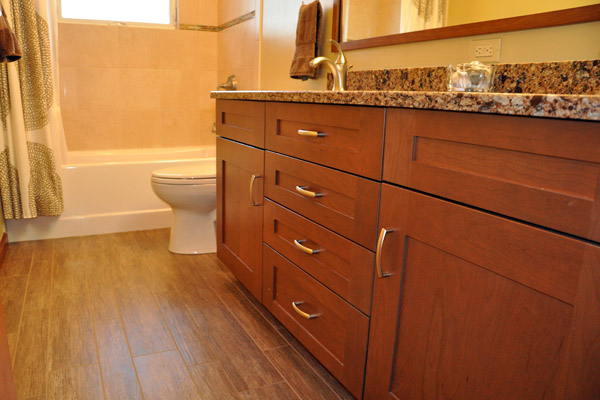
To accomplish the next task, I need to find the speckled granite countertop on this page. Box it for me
[210,90,600,121]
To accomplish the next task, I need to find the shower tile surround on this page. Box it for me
[58,0,259,151]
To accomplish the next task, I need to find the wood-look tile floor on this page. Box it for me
[0,229,354,400]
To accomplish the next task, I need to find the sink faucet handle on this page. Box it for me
[328,39,346,66]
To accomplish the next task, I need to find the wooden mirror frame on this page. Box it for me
[332,2,600,51]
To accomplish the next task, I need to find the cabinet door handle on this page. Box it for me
[293,239,321,255]
[297,129,324,137]
[292,301,318,319]
[295,186,322,198]
[249,174,262,206]
[375,228,394,278]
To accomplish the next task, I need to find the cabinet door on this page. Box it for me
[217,137,264,301]
[364,184,600,400]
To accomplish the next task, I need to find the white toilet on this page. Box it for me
[151,163,217,254]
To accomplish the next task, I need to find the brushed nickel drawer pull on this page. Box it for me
[293,239,321,255]
[375,228,394,278]
[295,186,322,198]
[292,301,318,319]
[297,129,324,137]
[249,174,262,206]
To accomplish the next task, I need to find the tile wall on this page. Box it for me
[59,2,219,151]
[217,0,261,90]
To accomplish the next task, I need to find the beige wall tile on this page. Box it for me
[75,67,120,111]
[219,0,256,25]
[198,0,218,26]
[179,0,200,25]
[119,110,163,149]
[119,69,163,111]
[58,23,119,68]
[62,109,122,151]
[197,32,218,72]
[59,67,77,112]
[118,27,166,70]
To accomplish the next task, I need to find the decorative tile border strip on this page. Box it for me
[180,10,255,32]
[331,60,600,95]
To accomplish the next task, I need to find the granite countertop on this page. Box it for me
[210,90,600,121]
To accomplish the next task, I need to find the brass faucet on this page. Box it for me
[309,40,349,91]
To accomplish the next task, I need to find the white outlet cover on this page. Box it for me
[469,38,502,62]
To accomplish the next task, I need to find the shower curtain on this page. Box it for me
[400,0,448,33]
[0,0,63,219]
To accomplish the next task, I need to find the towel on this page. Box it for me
[0,3,22,63]
[289,1,322,80]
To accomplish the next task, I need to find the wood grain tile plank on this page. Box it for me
[134,350,201,400]
[265,346,343,400]
[85,249,120,322]
[0,275,28,335]
[13,310,49,399]
[31,239,54,263]
[0,241,35,277]
[49,238,97,371]
[188,362,239,400]
[24,261,52,311]
[7,332,16,367]
[47,364,103,400]
[239,382,301,400]
[95,318,143,400]
[277,327,354,400]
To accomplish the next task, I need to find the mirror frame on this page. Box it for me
[332,2,600,51]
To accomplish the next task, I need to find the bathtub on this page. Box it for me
[6,146,216,242]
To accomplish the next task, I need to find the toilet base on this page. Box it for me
[168,208,216,254]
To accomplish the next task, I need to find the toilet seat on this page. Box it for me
[152,164,216,185]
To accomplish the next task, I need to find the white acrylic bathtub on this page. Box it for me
[6,146,216,242]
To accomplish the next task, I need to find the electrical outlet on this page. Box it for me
[469,39,501,62]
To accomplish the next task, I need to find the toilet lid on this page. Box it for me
[152,163,216,180]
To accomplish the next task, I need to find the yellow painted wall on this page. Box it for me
[447,0,600,27]
[259,2,600,90]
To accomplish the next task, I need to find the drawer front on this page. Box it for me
[265,151,381,250]
[266,102,385,180]
[384,108,600,241]
[216,100,265,148]
[263,199,374,314]
[262,244,369,398]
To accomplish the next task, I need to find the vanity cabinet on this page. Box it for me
[216,100,266,301]
[216,98,600,399]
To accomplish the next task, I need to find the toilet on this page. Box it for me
[151,163,217,254]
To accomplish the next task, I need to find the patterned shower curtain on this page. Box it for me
[0,0,63,219]
[400,0,448,33]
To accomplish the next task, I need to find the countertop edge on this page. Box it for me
[210,91,600,122]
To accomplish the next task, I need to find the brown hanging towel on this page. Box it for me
[290,0,322,80]
[0,3,22,63]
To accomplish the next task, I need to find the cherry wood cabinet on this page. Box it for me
[216,100,265,148]
[384,109,600,242]
[216,137,264,301]
[364,185,600,400]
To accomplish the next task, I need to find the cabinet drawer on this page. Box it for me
[266,102,385,180]
[265,151,381,250]
[263,244,369,398]
[263,199,374,314]
[216,100,265,148]
[384,108,600,241]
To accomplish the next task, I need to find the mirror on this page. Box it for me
[332,1,600,51]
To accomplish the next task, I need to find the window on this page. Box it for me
[59,0,175,26]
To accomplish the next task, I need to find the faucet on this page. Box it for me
[309,40,350,91]
[217,75,238,91]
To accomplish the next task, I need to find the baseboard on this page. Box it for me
[5,209,171,242]
[0,233,7,269]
